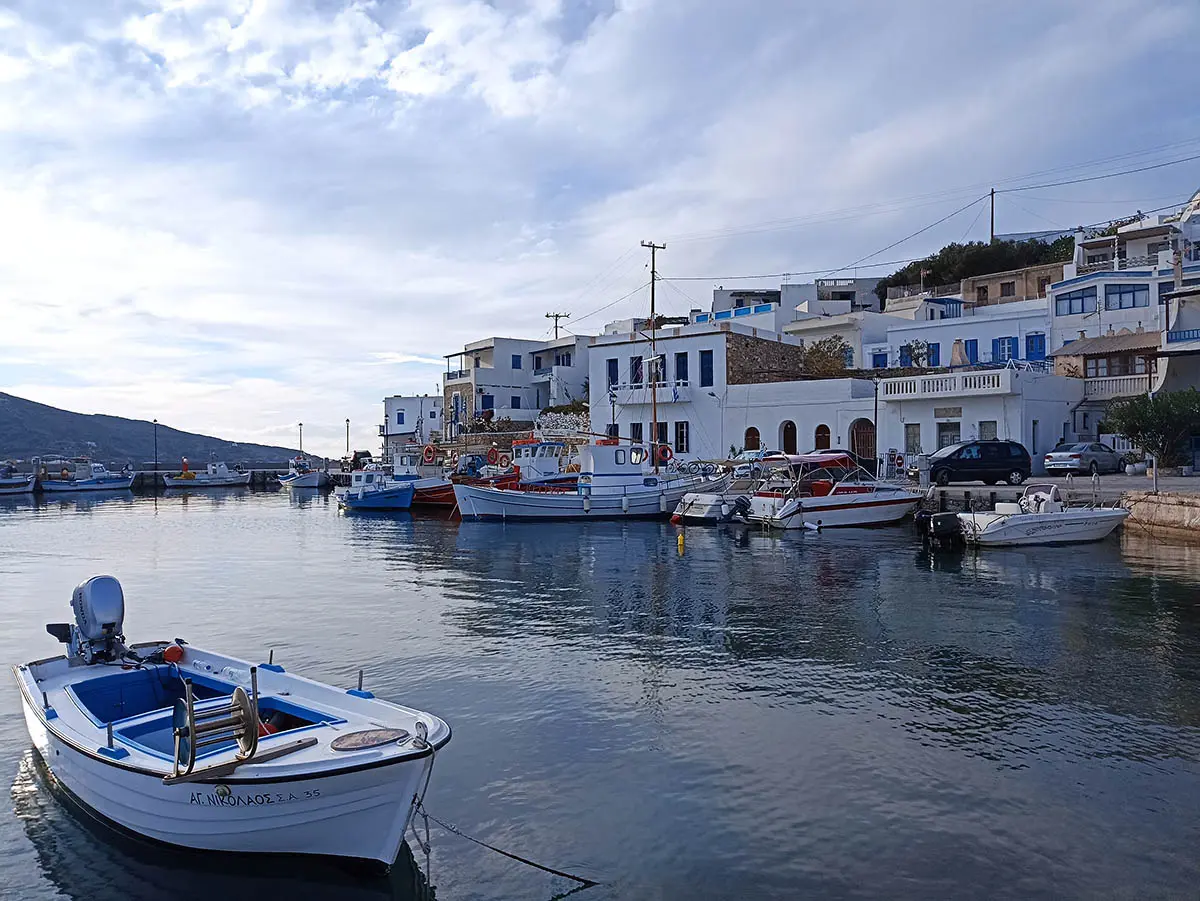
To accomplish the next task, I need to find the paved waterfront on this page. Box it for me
[1,490,1198,900]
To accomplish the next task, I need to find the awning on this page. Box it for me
[1049,331,1161,357]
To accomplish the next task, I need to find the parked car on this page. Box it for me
[1043,442,1123,475]
[729,448,785,478]
[925,439,1032,486]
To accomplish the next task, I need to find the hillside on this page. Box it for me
[0,393,302,466]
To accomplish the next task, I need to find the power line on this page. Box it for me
[998,152,1200,193]
[659,257,925,282]
[571,280,653,325]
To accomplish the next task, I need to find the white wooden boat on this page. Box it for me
[671,475,756,524]
[278,457,329,489]
[454,442,726,520]
[958,484,1129,547]
[390,449,455,505]
[40,461,135,493]
[0,466,35,495]
[747,453,922,529]
[14,576,450,869]
[337,469,415,510]
[163,461,251,488]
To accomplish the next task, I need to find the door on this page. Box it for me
[744,427,760,451]
[781,421,797,455]
[936,422,961,449]
[849,418,876,463]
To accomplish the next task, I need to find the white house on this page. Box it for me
[865,298,1051,369]
[381,394,443,458]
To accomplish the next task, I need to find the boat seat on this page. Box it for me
[995,502,1023,515]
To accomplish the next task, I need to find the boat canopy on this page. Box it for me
[778,453,856,468]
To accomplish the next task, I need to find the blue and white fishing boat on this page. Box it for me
[278,457,329,490]
[40,461,134,493]
[337,469,415,511]
[0,464,35,495]
[14,576,450,869]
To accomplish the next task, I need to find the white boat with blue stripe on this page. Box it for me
[40,461,135,492]
[0,464,35,495]
[337,469,415,511]
[278,457,329,490]
[14,577,450,869]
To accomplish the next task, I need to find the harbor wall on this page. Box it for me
[1122,491,1200,541]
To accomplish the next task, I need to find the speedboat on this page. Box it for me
[747,453,922,529]
[338,469,415,511]
[278,457,329,490]
[163,460,252,488]
[0,464,35,495]
[13,576,450,869]
[671,473,756,525]
[40,461,135,493]
[956,484,1129,547]
[454,441,727,520]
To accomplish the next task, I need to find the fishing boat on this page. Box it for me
[0,464,35,495]
[953,484,1129,547]
[14,576,450,869]
[163,459,251,489]
[390,447,457,506]
[337,469,415,511]
[278,457,329,490]
[746,453,922,529]
[454,442,726,520]
[39,461,135,493]
[509,438,579,487]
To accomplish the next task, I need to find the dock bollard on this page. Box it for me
[677,533,684,555]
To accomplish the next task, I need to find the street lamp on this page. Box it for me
[153,419,158,473]
[608,389,617,437]
[345,418,350,455]
[298,422,303,455]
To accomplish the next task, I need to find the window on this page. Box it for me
[937,422,961,448]
[965,339,978,364]
[1147,241,1169,256]
[1086,253,1111,264]
[649,354,666,385]
[979,420,997,440]
[872,352,888,368]
[904,423,922,455]
[899,345,913,368]
[1085,358,1107,378]
[481,394,494,410]
[396,411,405,425]
[630,422,643,443]
[976,285,988,303]
[511,354,522,369]
[960,444,981,460]
[843,346,855,368]
[674,352,689,383]
[614,449,626,465]
[606,358,619,388]
[1104,284,1149,310]
[1000,281,1015,297]
[555,351,572,367]
[534,355,543,369]
[1037,276,1052,296]
[674,421,690,454]
[699,349,714,387]
[630,357,643,386]
[429,409,436,419]
[474,356,481,368]
[606,423,619,438]
[511,396,521,410]
[992,337,1017,361]
[1055,286,1097,316]
[656,421,668,447]
[927,343,940,367]
[630,446,647,465]
[1026,333,1046,361]
[1009,443,1025,458]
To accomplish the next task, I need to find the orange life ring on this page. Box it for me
[422,444,435,464]
[498,453,511,468]
[450,451,460,464]
[486,447,499,465]
[657,445,673,463]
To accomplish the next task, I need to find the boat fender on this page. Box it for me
[670,514,682,524]
[720,503,730,518]
[622,496,629,513]
[163,644,184,664]
[583,496,591,513]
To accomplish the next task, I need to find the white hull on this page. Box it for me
[750,490,921,530]
[41,476,135,492]
[0,475,35,495]
[672,491,746,523]
[280,471,329,489]
[455,475,721,520]
[163,473,252,488]
[959,508,1129,546]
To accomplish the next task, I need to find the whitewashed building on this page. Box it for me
[381,394,443,458]
[866,298,1051,369]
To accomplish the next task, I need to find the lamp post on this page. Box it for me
[608,389,617,437]
[345,418,350,454]
[152,419,158,473]
[298,422,303,455]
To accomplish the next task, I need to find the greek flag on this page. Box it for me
[672,385,679,402]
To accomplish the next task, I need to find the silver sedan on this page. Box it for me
[1043,442,1123,475]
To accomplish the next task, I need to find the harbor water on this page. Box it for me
[1,490,1198,900]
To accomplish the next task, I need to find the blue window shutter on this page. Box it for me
[928,343,940,366]
[965,339,978,363]
[991,338,1001,362]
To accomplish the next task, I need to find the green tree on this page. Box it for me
[1105,389,1200,467]
[804,335,851,375]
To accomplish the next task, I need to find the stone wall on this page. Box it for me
[726,331,810,385]
[1122,490,1200,541]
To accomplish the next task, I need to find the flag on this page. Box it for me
[672,386,679,402]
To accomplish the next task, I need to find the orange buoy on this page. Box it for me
[163,644,184,664]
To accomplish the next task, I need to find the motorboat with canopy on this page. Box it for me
[163,459,252,488]
[14,576,450,869]
[278,457,329,490]
[39,461,135,493]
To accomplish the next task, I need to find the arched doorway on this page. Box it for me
[781,421,797,455]
[744,427,760,451]
[849,418,876,462]
[814,424,831,450]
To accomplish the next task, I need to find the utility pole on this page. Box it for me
[345,418,350,454]
[545,311,570,340]
[641,240,666,472]
[990,188,996,242]
[298,422,303,455]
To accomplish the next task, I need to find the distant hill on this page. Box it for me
[0,392,302,467]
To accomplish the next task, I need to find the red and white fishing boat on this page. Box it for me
[746,452,922,529]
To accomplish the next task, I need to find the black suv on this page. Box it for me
[924,440,1031,486]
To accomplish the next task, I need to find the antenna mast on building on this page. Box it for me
[641,240,666,472]
[545,311,570,340]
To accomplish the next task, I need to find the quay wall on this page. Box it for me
[1122,491,1200,541]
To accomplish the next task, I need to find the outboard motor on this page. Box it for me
[46,575,128,664]
[728,495,753,523]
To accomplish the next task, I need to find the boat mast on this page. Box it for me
[642,240,665,473]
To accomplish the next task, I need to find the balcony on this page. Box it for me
[610,379,692,404]
[444,369,470,383]
[881,369,1015,399]
[1082,374,1151,400]
[532,366,553,378]
[1078,252,1167,275]
[1167,328,1200,343]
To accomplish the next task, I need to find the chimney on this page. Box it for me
[1078,330,1086,339]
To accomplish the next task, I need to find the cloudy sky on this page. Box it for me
[2,0,1198,455]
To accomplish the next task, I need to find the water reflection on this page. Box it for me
[12,753,435,901]
[35,490,138,514]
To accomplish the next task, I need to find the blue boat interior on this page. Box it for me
[66,665,339,759]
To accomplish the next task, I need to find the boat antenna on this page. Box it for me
[641,240,665,473]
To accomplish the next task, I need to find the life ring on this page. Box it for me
[450,451,460,464]
[657,445,673,463]
[422,444,436,464]
[498,453,511,468]
[486,447,499,465]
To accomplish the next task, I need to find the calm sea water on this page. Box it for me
[0,489,1198,901]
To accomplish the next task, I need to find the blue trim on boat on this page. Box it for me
[346,689,375,699]
[98,746,129,760]
[259,663,285,673]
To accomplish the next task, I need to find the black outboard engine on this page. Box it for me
[926,512,965,550]
[46,575,128,664]
[728,495,754,523]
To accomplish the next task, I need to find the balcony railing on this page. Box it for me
[533,366,553,377]
[1082,374,1150,399]
[1167,328,1200,343]
[881,369,1013,399]
[1078,252,1165,275]
[444,369,470,381]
